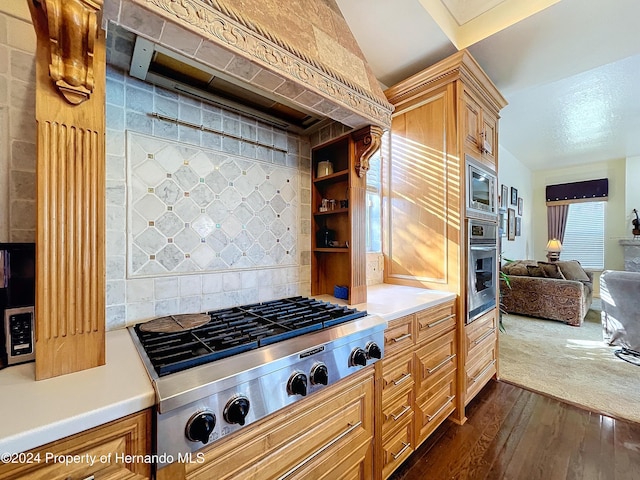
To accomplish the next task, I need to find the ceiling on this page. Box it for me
[335,0,640,171]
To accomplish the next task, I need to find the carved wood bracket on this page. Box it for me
[352,125,383,177]
[36,0,103,104]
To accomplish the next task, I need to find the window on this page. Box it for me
[366,151,382,252]
[561,201,605,269]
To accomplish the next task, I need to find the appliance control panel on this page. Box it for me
[4,306,34,366]
[159,334,384,468]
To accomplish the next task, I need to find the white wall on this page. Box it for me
[531,159,627,268]
[531,158,627,296]
[625,155,640,227]
[498,145,533,262]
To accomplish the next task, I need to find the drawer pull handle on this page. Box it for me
[392,333,412,343]
[392,441,411,460]
[392,372,412,386]
[391,405,411,421]
[426,396,454,422]
[473,328,496,346]
[425,313,455,329]
[471,359,497,383]
[277,421,362,480]
[426,354,456,374]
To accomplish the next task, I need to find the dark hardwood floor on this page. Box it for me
[389,380,640,480]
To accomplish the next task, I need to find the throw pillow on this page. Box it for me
[556,260,591,282]
[526,265,548,278]
[537,261,566,279]
[502,261,531,276]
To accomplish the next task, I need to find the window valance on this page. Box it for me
[546,178,608,205]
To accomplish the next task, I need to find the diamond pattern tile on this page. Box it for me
[127,132,298,277]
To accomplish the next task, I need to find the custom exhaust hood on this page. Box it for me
[129,37,325,133]
[104,0,393,133]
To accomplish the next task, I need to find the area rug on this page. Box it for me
[498,306,640,423]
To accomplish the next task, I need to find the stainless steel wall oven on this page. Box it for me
[465,154,497,221]
[466,220,498,323]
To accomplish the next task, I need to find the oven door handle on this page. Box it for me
[276,421,362,480]
[469,245,497,251]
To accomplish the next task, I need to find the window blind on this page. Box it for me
[561,201,605,269]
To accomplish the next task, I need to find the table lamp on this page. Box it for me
[546,238,562,262]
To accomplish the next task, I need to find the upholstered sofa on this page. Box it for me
[500,260,593,326]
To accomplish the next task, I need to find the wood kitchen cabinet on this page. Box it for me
[374,300,456,480]
[0,410,152,480]
[159,367,374,480]
[464,308,498,405]
[383,50,506,425]
[311,126,381,305]
[463,88,498,169]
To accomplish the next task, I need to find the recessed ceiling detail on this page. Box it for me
[419,0,561,49]
[441,0,506,26]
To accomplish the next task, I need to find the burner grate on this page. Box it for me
[134,297,368,376]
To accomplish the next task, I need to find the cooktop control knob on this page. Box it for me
[366,342,382,360]
[350,347,368,367]
[310,363,329,386]
[223,395,250,426]
[185,410,216,444]
[287,371,308,396]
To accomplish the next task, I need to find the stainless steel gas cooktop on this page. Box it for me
[128,296,387,468]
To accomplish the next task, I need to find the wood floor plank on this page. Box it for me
[388,380,640,480]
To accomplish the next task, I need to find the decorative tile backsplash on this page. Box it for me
[127,132,298,277]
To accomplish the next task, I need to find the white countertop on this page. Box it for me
[0,328,155,455]
[0,283,455,455]
[315,283,456,320]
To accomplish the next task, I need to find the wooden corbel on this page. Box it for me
[351,125,383,177]
[36,0,103,104]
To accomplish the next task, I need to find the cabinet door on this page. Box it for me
[386,84,456,286]
[480,109,498,167]
[463,91,482,155]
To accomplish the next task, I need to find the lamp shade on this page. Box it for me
[546,238,563,252]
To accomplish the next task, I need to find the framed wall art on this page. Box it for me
[515,217,521,236]
[499,208,507,237]
[501,184,508,209]
[517,197,523,216]
[507,208,516,240]
[510,187,518,206]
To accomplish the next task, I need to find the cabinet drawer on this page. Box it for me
[466,309,497,358]
[415,302,456,344]
[381,352,413,402]
[465,341,497,405]
[414,330,457,394]
[381,416,414,480]
[381,384,414,438]
[0,410,151,480]
[384,314,415,356]
[414,373,456,445]
[285,434,372,480]
[184,370,373,480]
